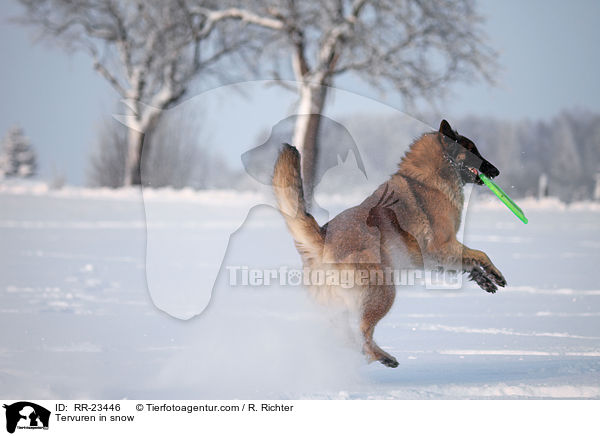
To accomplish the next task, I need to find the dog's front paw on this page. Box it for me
[464,249,507,290]
[481,262,507,288]
[469,267,498,293]
[379,355,399,368]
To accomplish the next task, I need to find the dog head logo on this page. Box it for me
[3,402,50,434]
[125,81,435,320]
[241,114,366,188]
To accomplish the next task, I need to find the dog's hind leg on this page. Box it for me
[360,283,398,368]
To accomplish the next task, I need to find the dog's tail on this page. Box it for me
[273,144,324,264]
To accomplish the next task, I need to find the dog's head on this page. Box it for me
[439,119,499,185]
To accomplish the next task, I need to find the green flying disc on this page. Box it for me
[478,172,528,224]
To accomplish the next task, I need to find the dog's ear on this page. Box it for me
[439,119,456,140]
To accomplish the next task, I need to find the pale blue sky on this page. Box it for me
[1,0,599,185]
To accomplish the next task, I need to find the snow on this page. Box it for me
[0,185,599,399]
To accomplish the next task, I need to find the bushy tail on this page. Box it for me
[273,144,324,264]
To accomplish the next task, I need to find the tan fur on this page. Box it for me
[273,145,324,266]
[272,130,506,368]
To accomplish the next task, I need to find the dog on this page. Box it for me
[272,119,506,368]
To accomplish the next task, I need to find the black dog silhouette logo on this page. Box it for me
[3,402,50,434]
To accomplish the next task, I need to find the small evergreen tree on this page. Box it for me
[0,126,37,178]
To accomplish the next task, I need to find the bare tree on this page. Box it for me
[193,0,496,205]
[141,107,207,189]
[87,120,127,188]
[17,0,241,186]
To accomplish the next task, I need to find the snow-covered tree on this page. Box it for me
[0,126,37,179]
[193,0,497,205]
[17,0,244,186]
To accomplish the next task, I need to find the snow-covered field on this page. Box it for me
[1,184,599,399]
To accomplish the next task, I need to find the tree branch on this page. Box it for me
[191,6,285,33]
[92,56,126,97]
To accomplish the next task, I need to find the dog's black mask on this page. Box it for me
[439,119,499,185]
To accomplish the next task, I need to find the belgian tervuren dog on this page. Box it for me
[273,120,506,368]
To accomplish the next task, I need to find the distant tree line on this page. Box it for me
[457,110,600,201]
[87,107,598,203]
[323,109,600,202]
